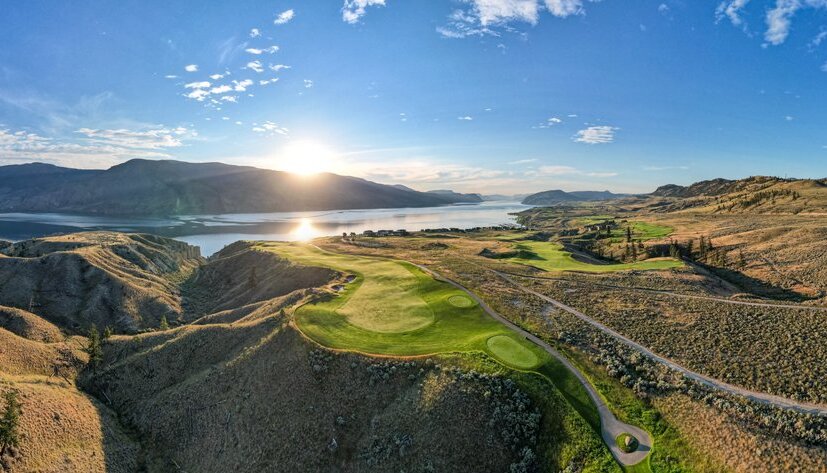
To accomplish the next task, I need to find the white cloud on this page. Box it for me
[210,85,233,94]
[250,28,261,38]
[457,115,473,120]
[545,0,584,18]
[304,79,314,88]
[164,74,178,79]
[252,121,289,135]
[184,64,198,72]
[342,0,385,24]
[0,125,196,168]
[573,125,618,144]
[274,9,295,25]
[718,0,827,46]
[508,158,537,164]
[184,81,211,89]
[438,0,597,38]
[715,0,751,27]
[233,79,254,91]
[785,115,794,121]
[821,60,827,71]
[246,60,264,73]
[269,64,291,72]
[209,73,225,80]
[246,48,263,55]
[259,78,279,85]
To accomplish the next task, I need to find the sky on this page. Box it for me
[2,0,827,194]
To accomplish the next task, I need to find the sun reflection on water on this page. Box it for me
[291,218,319,241]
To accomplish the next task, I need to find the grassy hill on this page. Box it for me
[0,232,203,334]
[0,234,618,472]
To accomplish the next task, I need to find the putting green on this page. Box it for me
[447,295,475,308]
[508,241,683,273]
[486,335,540,369]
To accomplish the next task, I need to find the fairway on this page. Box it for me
[508,241,683,273]
[486,335,540,369]
[261,242,550,362]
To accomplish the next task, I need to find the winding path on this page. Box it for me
[410,263,653,466]
[493,270,827,417]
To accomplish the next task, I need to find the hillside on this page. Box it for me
[522,189,629,206]
[0,232,203,334]
[0,160,480,216]
[0,234,608,472]
[647,176,827,214]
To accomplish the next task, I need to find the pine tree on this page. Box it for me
[0,390,21,456]
[85,326,103,367]
[159,315,169,331]
[631,243,638,260]
[686,239,694,259]
[626,226,632,243]
[699,236,706,260]
[102,326,113,341]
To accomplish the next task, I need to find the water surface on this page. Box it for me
[0,201,529,256]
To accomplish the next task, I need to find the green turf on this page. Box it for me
[486,335,540,369]
[262,242,545,359]
[447,295,475,308]
[507,241,683,273]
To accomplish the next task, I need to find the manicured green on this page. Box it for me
[262,243,545,361]
[447,295,475,308]
[616,433,639,453]
[486,335,540,369]
[507,241,683,273]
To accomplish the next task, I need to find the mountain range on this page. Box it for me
[0,159,482,216]
[521,189,631,205]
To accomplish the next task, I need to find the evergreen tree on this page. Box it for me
[159,315,170,331]
[626,226,632,243]
[102,326,113,341]
[631,243,638,260]
[85,326,103,367]
[739,249,747,268]
[0,390,21,456]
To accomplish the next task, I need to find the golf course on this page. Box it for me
[261,242,653,470]
[261,242,547,369]
[507,241,683,273]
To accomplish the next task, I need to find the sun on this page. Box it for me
[277,140,337,176]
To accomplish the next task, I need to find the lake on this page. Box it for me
[0,201,530,256]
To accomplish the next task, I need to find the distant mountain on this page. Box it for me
[425,189,483,203]
[0,159,481,216]
[521,189,630,205]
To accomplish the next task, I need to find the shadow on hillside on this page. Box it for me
[702,264,809,302]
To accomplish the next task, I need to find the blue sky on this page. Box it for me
[2,0,827,194]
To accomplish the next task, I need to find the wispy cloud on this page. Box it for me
[249,28,261,38]
[184,64,198,72]
[533,116,563,128]
[573,125,618,144]
[342,0,386,24]
[437,0,598,38]
[717,0,827,46]
[274,9,295,25]
[0,125,196,168]
[245,60,264,73]
[457,115,473,121]
[304,79,314,88]
[509,158,538,165]
[252,121,289,136]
